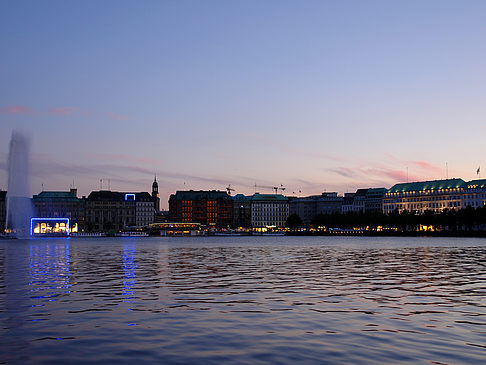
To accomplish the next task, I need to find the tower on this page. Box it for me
[152,175,160,212]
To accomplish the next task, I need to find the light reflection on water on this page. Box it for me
[0,236,485,364]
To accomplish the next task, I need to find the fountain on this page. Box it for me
[5,131,34,238]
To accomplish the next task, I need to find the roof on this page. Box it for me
[251,193,288,201]
[232,194,251,201]
[170,190,231,201]
[388,179,466,193]
[366,188,387,197]
[33,191,80,201]
[465,179,486,189]
[87,191,152,202]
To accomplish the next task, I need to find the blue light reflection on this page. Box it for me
[121,244,137,306]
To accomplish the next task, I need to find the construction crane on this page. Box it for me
[226,184,235,195]
[273,184,286,194]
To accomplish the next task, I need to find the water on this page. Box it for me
[1,236,485,364]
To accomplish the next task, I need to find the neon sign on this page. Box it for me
[30,217,70,236]
[125,194,136,201]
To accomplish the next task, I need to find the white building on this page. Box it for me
[383,179,486,214]
[251,193,289,228]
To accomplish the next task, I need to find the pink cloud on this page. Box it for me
[48,106,80,116]
[409,160,443,173]
[0,105,34,114]
[107,111,130,121]
[364,168,409,182]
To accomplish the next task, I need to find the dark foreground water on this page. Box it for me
[0,236,485,364]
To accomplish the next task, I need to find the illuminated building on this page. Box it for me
[251,193,289,228]
[461,179,486,208]
[168,190,233,227]
[149,222,204,236]
[0,190,6,232]
[30,217,70,236]
[383,179,486,214]
[85,191,154,232]
[33,189,84,232]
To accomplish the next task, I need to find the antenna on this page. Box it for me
[446,162,449,179]
[100,179,103,190]
[108,179,111,190]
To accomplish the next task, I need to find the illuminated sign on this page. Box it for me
[125,193,136,201]
[30,217,70,236]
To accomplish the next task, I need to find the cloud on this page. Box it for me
[48,106,80,116]
[409,160,443,173]
[0,105,34,114]
[362,168,409,182]
[24,154,236,190]
[328,167,358,178]
[107,111,130,121]
[326,163,421,188]
[84,153,160,166]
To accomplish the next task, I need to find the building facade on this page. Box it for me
[462,179,486,208]
[168,190,233,227]
[383,179,467,214]
[251,193,289,228]
[290,192,343,227]
[85,191,154,232]
[232,194,251,228]
[32,189,85,231]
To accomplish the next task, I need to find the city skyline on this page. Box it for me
[2,1,486,209]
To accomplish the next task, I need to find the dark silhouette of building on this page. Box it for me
[33,188,85,231]
[232,194,251,228]
[85,191,154,232]
[289,192,342,227]
[168,190,233,227]
[152,176,160,212]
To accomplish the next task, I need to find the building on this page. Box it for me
[339,188,386,214]
[364,188,387,213]
[152,176,160,212]
[0,190,6,232]
[168,190,233,227]
[462,180,486,208]
[384,179,467,214]
[32,189,85,232]
[251,193,289,228]
[341,193,356,214]
[232,194,251,228]
[289,192,343,227]
[85,191,154,232]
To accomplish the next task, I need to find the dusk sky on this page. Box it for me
[1,1,485,209]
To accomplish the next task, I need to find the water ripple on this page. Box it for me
[1,237,486,363]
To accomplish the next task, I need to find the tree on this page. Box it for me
[286,213,303,230]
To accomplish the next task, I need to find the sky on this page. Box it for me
[1,0,485,209]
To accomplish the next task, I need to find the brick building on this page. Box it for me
[168,190,233,227]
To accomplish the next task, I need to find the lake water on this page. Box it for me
[1,236,485,364]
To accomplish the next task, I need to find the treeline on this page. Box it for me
[287,206,486,232]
